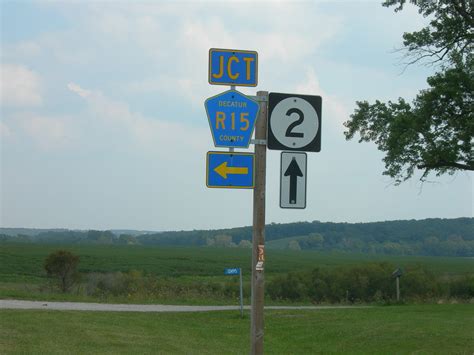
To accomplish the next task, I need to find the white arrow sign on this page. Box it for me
[280,152,307,209]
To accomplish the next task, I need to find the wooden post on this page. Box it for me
[396,276,400,301]
[251,91,268,355]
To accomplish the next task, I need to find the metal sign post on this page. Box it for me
[224,267,244,317]
[239,267,244,318]
[392,268,403,302]
[251,91,268,355]
[205,48,324,354]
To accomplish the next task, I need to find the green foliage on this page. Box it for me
[345,0,473,183]
[237,239,252,248]
[2,218,472,257]
[207,234,237,247]
[287,240,301,251]
[83,270,238,302]
[267,218,473,256]
[449,275,474,299]
[383,1,473,64]
[401,265,443,299]
[267,272,308,301]
[267,263,473,303]
[43,250,80,293]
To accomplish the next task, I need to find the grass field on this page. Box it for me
[2,243,473,283]
[1,304,473,354]
[1,243,473,304]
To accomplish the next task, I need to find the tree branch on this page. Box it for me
[452,0,474,27]
[417,161,474,171]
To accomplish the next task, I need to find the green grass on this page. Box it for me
[2,243,473,283]
[1,304,473,354]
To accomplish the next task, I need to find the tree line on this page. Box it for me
[1,218,472,257]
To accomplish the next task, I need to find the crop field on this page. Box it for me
[1,243,473,304]
[1,304,473,354]
[2,243,473,282]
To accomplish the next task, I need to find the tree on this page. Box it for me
[344,0,473,184]
[238,239,252,248]
[288,240,301,251]
[44,250,80,292]
[214,234,237,247]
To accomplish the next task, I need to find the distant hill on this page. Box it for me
[1,218,472,257]
[0,228,158,237]
[109,229,158,236]
[0,228,70,237]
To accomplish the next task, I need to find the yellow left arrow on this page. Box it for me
[214,162,248,179]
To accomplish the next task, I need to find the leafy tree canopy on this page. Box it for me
[44,249,80,292]
[344,0,473,183]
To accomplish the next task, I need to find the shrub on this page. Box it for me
[267,272,308,301]
[449,275,474,299]
[267,262,464,303]
[44,250,80,293]
[86,271,144,297]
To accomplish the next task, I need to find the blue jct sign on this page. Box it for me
[209,48,258,87]
[205,90,259,148]
[224,268,241,275]
[206,152,254,189]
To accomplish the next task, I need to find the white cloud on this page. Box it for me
[0,64,42,107]
[70,2,342,102]
[295,67,350,131]
[67,82,208,156]
[67,82,91,98]
[18,113,71,149]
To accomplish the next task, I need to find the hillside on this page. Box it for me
[1,218,472,257]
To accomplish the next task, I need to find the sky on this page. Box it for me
[1,0,472,232]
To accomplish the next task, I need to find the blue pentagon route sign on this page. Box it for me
[209,48,258,87]
[206,151,254,189]
[205,90,260,148]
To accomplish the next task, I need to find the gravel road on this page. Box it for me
[0,300,370,313]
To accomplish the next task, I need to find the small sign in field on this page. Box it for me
[224,268,240,275]
[224,267,244,318]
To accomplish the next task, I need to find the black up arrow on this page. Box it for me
[284,158,303,204]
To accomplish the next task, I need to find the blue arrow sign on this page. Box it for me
[224,268,240,275]
[206,152,254,189]
[205,90,259,148]
[208,48,258,87]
